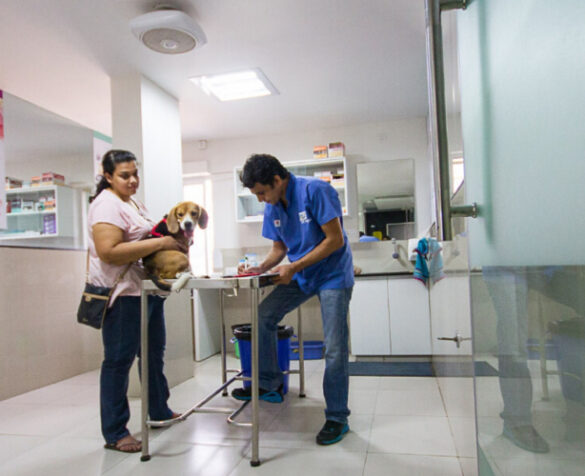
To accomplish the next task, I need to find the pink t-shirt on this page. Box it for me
[87,189,155,305]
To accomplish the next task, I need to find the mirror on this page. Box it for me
[357,159,415,240]
[1,92,95,249]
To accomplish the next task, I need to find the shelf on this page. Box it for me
[6,185,62,194]
[234,156,350,223]
[0,232,57,240]
[7,210,56,216]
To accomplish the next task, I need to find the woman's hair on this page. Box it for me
[89,149,137,203]
[240,154,289,189]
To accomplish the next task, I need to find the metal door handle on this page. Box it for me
[437,332,472,348]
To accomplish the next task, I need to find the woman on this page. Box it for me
[88,149,184,453]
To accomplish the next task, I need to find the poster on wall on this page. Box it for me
[0,90,6,230]
[92,131,112,185]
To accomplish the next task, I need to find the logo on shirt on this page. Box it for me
[298,211,312,224]
[273,219,281,227]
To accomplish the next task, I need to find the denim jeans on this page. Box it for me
[258,281,353,424]
[100,295,173,444]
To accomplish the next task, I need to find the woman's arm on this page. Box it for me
[93,223,183,266]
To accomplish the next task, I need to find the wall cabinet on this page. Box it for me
[0,185,81,247]
[349,276,431,355]
[234,157,350,223]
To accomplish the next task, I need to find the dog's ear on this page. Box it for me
[166,205,180,233]
[197,206,209,230]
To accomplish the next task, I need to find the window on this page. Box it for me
[451,156,465,195]
[183,178,213,275]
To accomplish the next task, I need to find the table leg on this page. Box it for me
[140,290,151,462]
[250,286,260,466]
[297,307,306,398]
[220,290,228,396]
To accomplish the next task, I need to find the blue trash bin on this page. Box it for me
[232,324,294,394]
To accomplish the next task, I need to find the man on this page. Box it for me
[232,154,354,445]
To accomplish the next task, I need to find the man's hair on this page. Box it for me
[240,154,289,188]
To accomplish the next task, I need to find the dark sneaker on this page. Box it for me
[316,420,350,445]
[231,385,283,403]
[503,425,550,453]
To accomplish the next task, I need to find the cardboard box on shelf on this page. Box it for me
[5,177,23,189]
[313,145,328,159]
[31,176,42,186]
[41,172,65,185]
[328,142,345,157]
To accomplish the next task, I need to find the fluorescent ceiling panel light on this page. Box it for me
[190,69,278,101]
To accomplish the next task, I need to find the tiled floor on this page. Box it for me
[0,355,476,475]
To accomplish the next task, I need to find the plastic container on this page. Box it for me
[232,324,294,394]
[289,340,324,360]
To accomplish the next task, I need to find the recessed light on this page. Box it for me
[190,69,279,101]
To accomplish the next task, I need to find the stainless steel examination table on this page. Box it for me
[139,275,307,467]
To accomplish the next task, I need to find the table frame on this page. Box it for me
[139,275,305,467]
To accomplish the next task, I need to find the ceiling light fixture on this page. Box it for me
[190,69,279,101]
[130,7,207,55]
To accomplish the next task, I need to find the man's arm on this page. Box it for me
[237,240,288,274]
[272,217,344,285]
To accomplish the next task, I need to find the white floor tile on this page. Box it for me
[369,415,458,456]
[448,417,477,458]
[363,453,462,476]
[459,457,478,476]
[0,434,49,465]
[0,354,489,475]
[0,435,128,476]
[374,387,446,416]
[103,441,246,476]
[230,446,367,476]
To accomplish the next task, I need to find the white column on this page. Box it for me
[111,74,183,218]
[110,74,192,396]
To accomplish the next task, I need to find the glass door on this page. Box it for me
[455,1,585,474]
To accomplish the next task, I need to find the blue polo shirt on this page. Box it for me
[262,173,354,293]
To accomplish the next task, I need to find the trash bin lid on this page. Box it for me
[232,324,294,341]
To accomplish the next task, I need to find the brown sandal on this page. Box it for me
[104,436,142,453]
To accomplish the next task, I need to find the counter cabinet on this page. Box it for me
[349,276,431,356]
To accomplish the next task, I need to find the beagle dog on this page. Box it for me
[143,201,208,291]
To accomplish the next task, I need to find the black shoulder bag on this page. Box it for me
[77,252,132,329]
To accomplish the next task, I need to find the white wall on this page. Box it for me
[183,117,433,264]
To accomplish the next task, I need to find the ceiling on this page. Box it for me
[0,0,430,143]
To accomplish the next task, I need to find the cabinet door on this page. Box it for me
[388,279,431,355]
[349,279,391,355]
[429,276,472,355]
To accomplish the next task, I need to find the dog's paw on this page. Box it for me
[171,272,192,292]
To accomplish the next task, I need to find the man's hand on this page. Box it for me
[271,263,296,285]
[237,263,263,274]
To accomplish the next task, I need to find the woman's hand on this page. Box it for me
[159,236,188,254]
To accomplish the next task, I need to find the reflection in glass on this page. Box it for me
[473,266,585,474]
